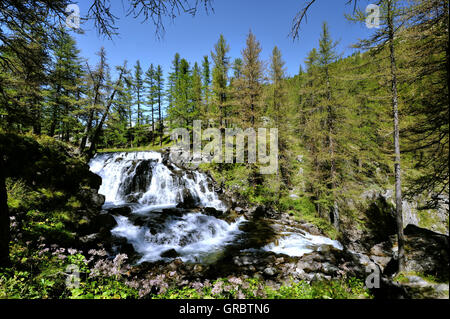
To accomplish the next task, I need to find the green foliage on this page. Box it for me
[393,271,446,285]
[0,244,138,299]
[155,277,371,299]
[68,278,138,299]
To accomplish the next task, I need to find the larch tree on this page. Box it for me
[269,46,289,185]
[402,0,449,204]
[201,56,211,117]
[318,22,340,229]
[134,60,144,128]
[211,34,230,128]
[145,64,156,143]
[47,28,84,141]
[79,47,108,154]
[348,0,408,271]
[155,65,165,146]
[237,31,264,128]
[167,53,181,128]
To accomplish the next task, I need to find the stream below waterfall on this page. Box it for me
[89,151,342,265]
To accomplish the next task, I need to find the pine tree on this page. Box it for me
[168,58,198,128]
[235,31,264,128]
[211,35,230,128]
[268,46,289,192]
[402,0,449,203]
[201,55,211,114]
[145,64,156,143]
[106,67,132,148]
[134,60,144,127]
[269,46,287,129]
[87,63,127,158]
[167,53,181,127]
[192,62,203,123]
[349,0,408,271]
[79,47,108,153]
[318,22,340,229]
[232,58,243,80]
[155,65,165,146]
[47,28,84,141]
[0,26,50,135]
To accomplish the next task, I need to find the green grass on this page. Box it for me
[417,209,448,234]
[394,271,447,285]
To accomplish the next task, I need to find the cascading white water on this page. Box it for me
[89,151,226,211]
[89,151,343,264]
[89,151,238,263]
[263,232,342,257]
[112,214,245,263]
[89,152,162,205]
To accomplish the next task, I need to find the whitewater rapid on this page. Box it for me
[89,151,342,263]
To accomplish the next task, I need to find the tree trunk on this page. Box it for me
[151,104,155,145]
[87,68,125,159]
[325,66,339,229]
[79,109,95,153]
[0,154,10,267]
[49,105,58,137]
[80,61,104,154]
[388,0,405,272]
[32,100,41,136]
[159,91,163,147]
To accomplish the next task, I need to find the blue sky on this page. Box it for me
[71,0,371,79]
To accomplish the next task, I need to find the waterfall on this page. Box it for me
[89,151,239,263]
[89,151,342,264]
[89,151,226,211]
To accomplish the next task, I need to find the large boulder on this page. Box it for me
[176,189,198,209]
[119,159,154,195]
[403,224,449,282]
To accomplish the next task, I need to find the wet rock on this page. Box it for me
[125,193,142,203]
[119,160,154,195]
[298,223,322,236]
[161,249,179,259]
[161,208,185,217]
[95,212,117,230]
[108,205,132,217]
[201,207,224,218]
[321,262,340,276]
[128,214,150,227]
[176,189,198,209]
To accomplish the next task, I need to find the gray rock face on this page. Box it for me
[393,276,449,299]
[360,188,449,235]
[403,224,449,282]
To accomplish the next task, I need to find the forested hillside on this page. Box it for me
[0,0,448,300]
